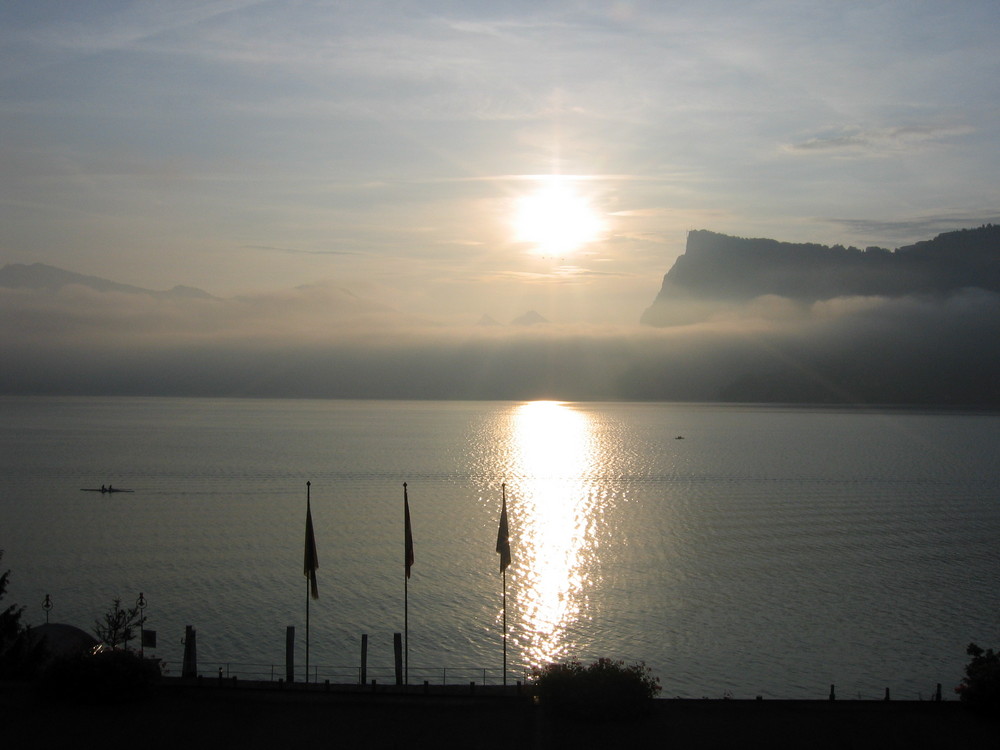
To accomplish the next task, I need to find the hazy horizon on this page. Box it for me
[2,259,998,403]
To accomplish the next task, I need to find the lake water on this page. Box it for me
[2,396,998,699]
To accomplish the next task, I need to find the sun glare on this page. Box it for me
[508,400,600,665]
[512,178,603,255]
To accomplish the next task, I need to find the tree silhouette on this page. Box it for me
[93,598,142,650]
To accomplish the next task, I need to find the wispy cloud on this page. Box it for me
[786,125,974,155]
[242,245,359,257]
[824,214,1000,243]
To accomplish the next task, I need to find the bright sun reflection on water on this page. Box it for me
[506,401,601,666]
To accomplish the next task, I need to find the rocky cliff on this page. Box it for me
[642,225,1000,325]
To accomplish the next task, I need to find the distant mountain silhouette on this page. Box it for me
[477,313,502,327]
[642,225,1000,325]
[0,262,215,300]
[510,310,549,326]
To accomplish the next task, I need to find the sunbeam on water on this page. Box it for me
[504,401,601,666]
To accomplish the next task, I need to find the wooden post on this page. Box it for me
[393,633,403,686]
[286,626,295,683]
[828,684,836,701]
[360,633,368,685]
[182,626,197,678]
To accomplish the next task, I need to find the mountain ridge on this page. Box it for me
[642,225,1000,325]
[0,262,216,300]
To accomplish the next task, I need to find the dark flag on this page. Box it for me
[496,486,511,572]
[404,484,414,579]
[304,496,319,599]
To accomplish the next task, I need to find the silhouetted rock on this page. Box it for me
[642,225,1000,325]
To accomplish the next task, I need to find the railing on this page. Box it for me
[163,660,526,687]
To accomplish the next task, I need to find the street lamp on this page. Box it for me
[136,592,147,657]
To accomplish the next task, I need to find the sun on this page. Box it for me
[512,178,603,255]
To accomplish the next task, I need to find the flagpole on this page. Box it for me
[305,481,311,683]
[403,482,409,686]
[502,563,507,686]
[302,480,320,684]
[500,483,508,687]
[495,482,511,687]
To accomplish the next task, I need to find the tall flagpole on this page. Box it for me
[303,481,319,684]
[403,482,413,685]
[306,482,311,682]
[496,482,511,687]
[502,562,507,687]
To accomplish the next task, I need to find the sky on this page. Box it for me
[2,1,1000,400]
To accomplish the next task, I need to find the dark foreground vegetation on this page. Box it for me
[2,677,997,750]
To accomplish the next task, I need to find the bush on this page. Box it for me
[0,550,32,680]
[956,643,1000,715]
[38,649,161,704]
[533,658,661,720]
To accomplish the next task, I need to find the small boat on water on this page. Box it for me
[80,487,134,493]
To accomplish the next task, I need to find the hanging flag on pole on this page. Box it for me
[497,483,511,686]
[304,489,319,600]
[496,484,511,572]
[404,483,414,579]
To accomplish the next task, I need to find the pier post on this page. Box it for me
[360,634,368,685]
[393,633,403,686]
[182,626,197,678]
[285,626,295,683]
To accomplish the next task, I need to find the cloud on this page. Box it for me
[785,125,974,155]
[824,214,1000,241]
[241,245,359,257]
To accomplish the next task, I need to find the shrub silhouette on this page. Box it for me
[956,643,1000,715]
[0,551,38,680]
[533,658,661,719]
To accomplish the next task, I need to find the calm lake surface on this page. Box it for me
[2,397,998,699]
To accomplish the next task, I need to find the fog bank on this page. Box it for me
[3,283,998,405]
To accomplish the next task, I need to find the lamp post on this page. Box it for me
[136,592,147,658]
[42,594,52,624]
